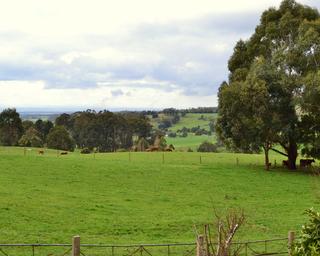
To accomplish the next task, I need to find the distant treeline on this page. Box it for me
[139,107,218,116]
[55,110,151,152]
[0,108,152,152]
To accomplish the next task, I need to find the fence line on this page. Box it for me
[0,232,296,256]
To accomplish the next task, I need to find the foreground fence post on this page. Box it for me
[196,235,205,256]
[72,235,80,256]
[288,231,295,256]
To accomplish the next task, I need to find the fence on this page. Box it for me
[0,232,296,256]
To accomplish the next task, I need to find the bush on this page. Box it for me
[180,131,188,137]
[80,147,91,154]
[187,147,193,152]
[19,127,43,147]
[168,132,177,138]
[197,141,218,152]
[158,119,172,129]
[292,208,320,255]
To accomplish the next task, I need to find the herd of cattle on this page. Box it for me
[282,159,315,168]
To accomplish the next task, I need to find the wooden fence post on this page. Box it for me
[72,235,80,256]
[162,152,165,164]
[288,231,295,256]
[196,235,205,256]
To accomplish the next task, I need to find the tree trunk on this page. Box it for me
[263,146,270,171]
[287,141,298,170]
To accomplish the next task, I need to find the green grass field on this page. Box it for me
[169,113,216,132]
[150,113,217,151]
[0,147,318,246]
[166,134,216,151]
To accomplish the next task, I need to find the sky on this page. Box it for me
[0,0,319,111]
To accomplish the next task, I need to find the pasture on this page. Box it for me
[166,134,216,151]
[0,147,318,245]
[150,113,217,151]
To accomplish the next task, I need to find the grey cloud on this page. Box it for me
[132,11,259,39]
[0,10,266,97]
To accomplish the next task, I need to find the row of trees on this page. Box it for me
[54,110,152,152]
[0,108,152,152]
[0,108,55,148]
[217,0,320,170]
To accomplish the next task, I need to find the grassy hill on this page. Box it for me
[0,146,317,245]
[150,113,217,151]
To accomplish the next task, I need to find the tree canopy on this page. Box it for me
[0,108,23,146]
[216,0,320,169]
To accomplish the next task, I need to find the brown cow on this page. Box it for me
[282,160,289,167]
[38,150,44,155]
[60,151,68,155]
[300,159,315,168]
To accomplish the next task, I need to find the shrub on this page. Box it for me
[158,120,172,130]
[19,127,43,147]
[292,208,320,255]
[197,141,218,152]
[80,147,91,154]
[168,132,177,138]
[180,131,188,137]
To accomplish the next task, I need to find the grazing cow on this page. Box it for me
[38,150,44,155]
[282,160,289,167]
[300,159,315,168]
[60,151,68,155]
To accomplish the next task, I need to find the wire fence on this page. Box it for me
[0,237,290,256]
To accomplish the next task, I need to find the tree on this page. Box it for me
[55,113,72,129]
[217,58,281,170]
[34,119,54,141]
[22,120,34,131]
[0,108,23,146]
[217,0,320,170]
[46,126,75,151]
[19,127,43,147]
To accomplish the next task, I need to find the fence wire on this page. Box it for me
[0,238,290,256]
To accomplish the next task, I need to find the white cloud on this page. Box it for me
[0,80,216,109]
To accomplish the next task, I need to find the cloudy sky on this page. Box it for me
[0,0,319,110]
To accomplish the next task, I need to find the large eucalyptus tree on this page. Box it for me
[217,0,320,170]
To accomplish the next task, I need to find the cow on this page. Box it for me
[300,159,315,168]
[282,160,289,167]
[60,151,68,155]
[38,150,44,155]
